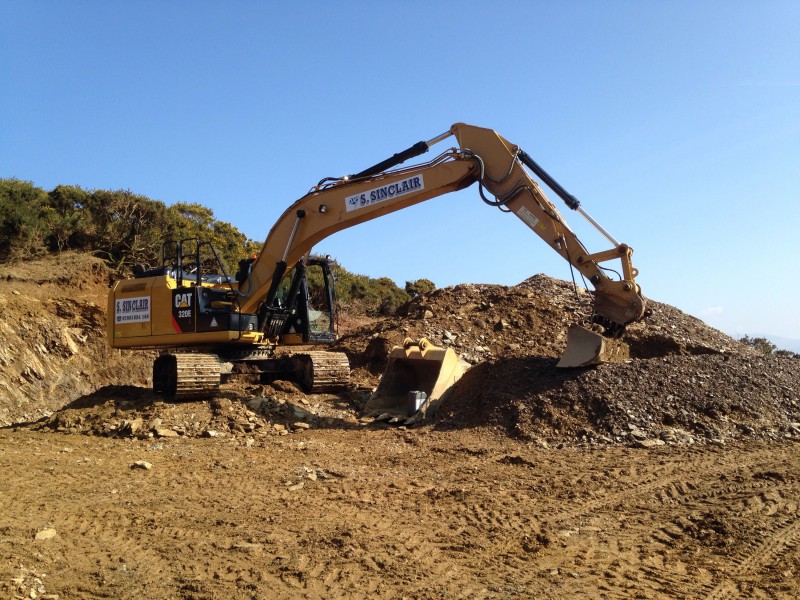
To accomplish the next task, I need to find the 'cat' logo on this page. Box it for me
[174,293,192,308]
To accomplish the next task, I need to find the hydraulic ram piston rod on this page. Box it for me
[517,149,619,246]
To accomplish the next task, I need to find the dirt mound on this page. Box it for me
[0,253,151,425]
[333,274,799,445]
[433,353,800,446]
[334,275,585,391]
[336,275,746,369]
[624,297,744,358]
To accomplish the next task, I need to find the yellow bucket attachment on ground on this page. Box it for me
[557,324,630,368]
[364,338,465,419]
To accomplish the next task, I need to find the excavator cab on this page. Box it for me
[258,256,337,345]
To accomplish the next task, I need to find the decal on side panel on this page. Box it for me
[115,296,150,324]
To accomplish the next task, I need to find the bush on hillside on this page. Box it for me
[0,179,257,273]
[0,179,408,315]
[739,335,798,358]
[0,179,51,260]
[327,262,409,316]
[405,278,436,298]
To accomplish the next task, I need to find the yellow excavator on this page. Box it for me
[108,123,646,408]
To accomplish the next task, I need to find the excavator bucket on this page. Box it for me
[557,324,629,368]
[364,338,464,419]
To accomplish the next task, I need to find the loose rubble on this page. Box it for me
[433,353,800,446]
[33,382,363,440]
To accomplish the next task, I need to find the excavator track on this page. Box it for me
[291,351,350,393]
[153,353,221,400]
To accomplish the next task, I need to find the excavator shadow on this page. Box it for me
[59,384,159,410]
[244,387,367,431]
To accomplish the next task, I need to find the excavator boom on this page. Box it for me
[239,123,645,335]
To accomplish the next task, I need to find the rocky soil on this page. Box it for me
[1,253,799,598]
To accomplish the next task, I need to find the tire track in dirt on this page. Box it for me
[294,446,549,598]
[540,445,782,525]
[641,478,797,598]
[357,444,794,597]
[318,479,497,597]
[4,428,799,599]
[473,444,796,597]
[702,488,800,600]
[627,450,797,599]
[1,502,173,598]
[706,519,800,599]
[0,438,279,599]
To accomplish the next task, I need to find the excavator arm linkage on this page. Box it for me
[241,123,646,339]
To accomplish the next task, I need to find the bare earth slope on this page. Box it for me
[0,253,151,425]
[1,254,799,599]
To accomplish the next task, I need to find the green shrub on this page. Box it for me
[0,179,259,274]
[739,335,777,355]
[0,179,51,260]
[327,262,410,316]
[405,278,436,298]
[0,179,404,315]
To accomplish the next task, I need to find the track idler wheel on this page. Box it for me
[291,351,350,393]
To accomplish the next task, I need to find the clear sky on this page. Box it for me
[2,1,799,341]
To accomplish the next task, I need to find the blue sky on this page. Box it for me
[2,1,799,341]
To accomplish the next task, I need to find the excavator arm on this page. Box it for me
[238,149,476,314]
[239,123,645,336]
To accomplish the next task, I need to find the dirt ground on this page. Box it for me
[1,253,799,598]
[2,422,799,599]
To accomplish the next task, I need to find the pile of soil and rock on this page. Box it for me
[334,275,745,377]
[434,352,800,446]
[334,274,799,446]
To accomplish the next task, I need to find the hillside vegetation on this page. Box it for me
[0,178,424,314]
